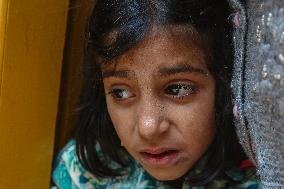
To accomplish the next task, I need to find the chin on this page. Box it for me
[145,168,187,181]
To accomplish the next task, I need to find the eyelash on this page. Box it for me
[107,82,196,102]
[107,88,134,100]
[164,83,196,100]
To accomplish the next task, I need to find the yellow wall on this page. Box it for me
[0,0,9,87]
[0,0,69,188]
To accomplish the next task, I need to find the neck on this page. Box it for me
[164,177,184,189]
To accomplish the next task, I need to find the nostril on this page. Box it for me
[159,119,170,133]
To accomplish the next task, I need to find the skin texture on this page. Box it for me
[102,25,216,181]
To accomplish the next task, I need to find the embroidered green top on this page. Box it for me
[52,140,261,189]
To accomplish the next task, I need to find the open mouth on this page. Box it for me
[140,150,180,165]
[141,150,178,159]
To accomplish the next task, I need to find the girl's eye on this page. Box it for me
[164,83,196,99]
[108,88,134,100]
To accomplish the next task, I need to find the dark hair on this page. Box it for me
[75,0,246,186]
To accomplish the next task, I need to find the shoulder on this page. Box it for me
[209,167,261,189]
[51,140,167,189]
[231,167,261,189]
[52,140,112,189]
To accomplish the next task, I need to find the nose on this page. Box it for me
[136,99,170,140]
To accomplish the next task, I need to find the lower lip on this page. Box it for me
[140,150,181,166]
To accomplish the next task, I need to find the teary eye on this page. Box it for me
[164,83,196,99]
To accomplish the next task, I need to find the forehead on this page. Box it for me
[102,25,208,70]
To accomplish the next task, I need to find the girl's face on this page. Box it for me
[102,25,215,181]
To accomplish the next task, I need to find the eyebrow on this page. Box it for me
[102,63,208,79]
[102,70,130,79]
[159,63,208,77]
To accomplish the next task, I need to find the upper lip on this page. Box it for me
[140,147,178,154]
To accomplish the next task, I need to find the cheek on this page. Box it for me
[167,89,216,150]
[105,98,135,141]
[169,87,215,128]
[171,104,215,140]
[171,108,215,165]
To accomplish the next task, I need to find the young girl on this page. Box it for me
[52,0,260,188]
